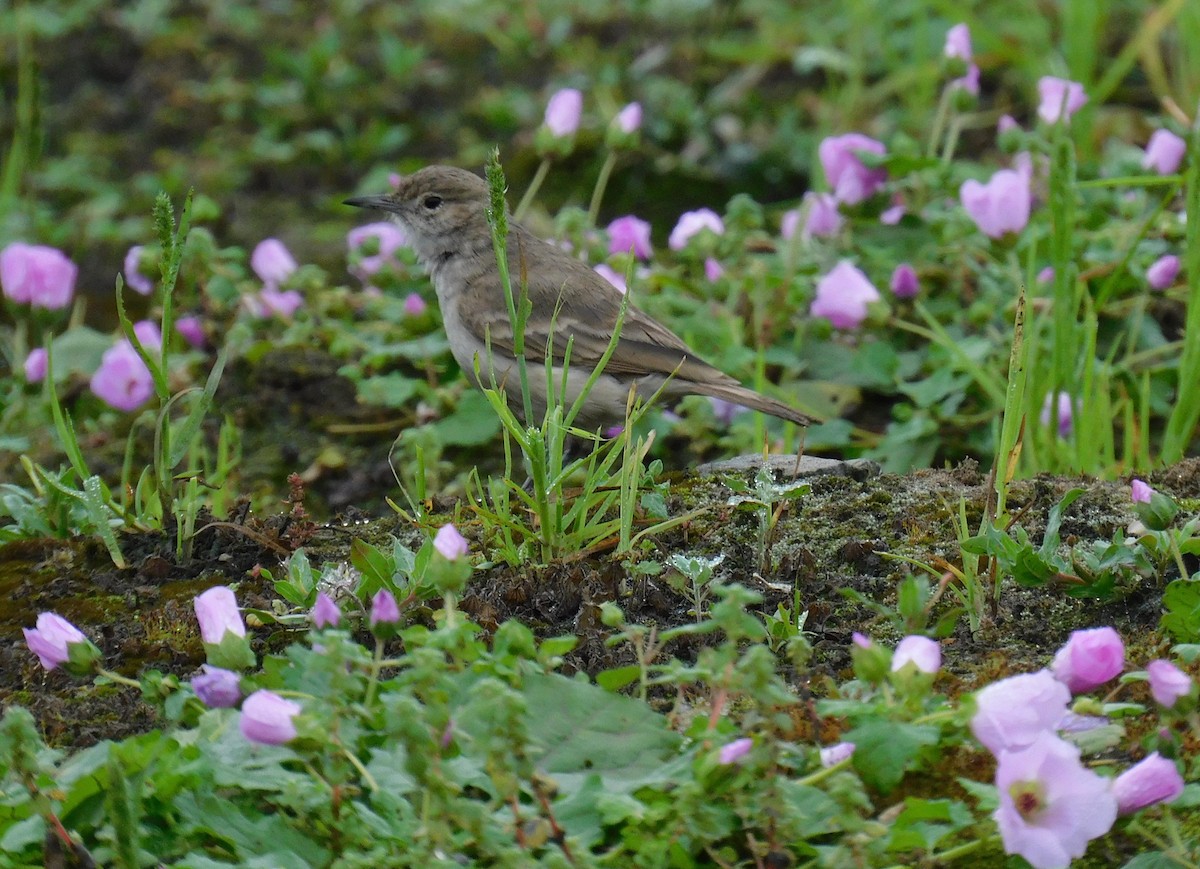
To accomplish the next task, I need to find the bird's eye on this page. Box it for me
[422,194,443,210]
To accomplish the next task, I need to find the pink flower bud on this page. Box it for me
[1130,479,1153,504]
[1037,76,1087,124]
[192,665,241,708]
[889,263,919,298]
[891,635,941,674]
[370,589,400,626]
[403,292,428,316]
[1051,626,1124,693]
[1146,659,1192,708]
[819,741,855,767]
[668,209,724,250]
[1,242,78,309]
[810,261,880,330]
[717,737,752,764]
[1113,753,1184,815]
[1142,129,1186,175]
[1040,391,1073,438]
[132,320,162,353]
[1147,254,1180,290]
[594,264,627,293]
[544,88,583,137]
[312,592,341,629]
[239,690,301,745]
[23,348,48,382]
[879,202,906,225]
[433,524,469,560]
[250,239,297,287]
[704,257,724,282]
[944,23,972,61]
[23,612,89,671]
[615,102,642,135]
[607,215,653,259]
[176,315,206,349]
[194,586,246,644]
[123,245,154,295]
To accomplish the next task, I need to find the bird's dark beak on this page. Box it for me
[343,194,396,211]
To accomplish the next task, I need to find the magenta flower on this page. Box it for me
[971,669,1071,755]
[311,592,341,629]
[1113,753,1184,815]
[0,242,78,310]
[890,263,919,298]
[1040,391,1073,438]
[348,222,407,280]
[993,732,1117,868]
[24,348,48,382]
[615,102,642,135]
[90,341,154,411]
[370,588,400,626]
[433,524,469,560]
[810,261,880,330]
[194,586,245,644]
[239,690,301,745]
[1147,254,1180,290]
[960,169,1031,239]
[1131,479,1153,504]
[544,88,583,137]
[944,23,972,61]
[1051,627,1124,693]
[704,257,724,282]
[669,208,724,250]
[123,245,154,295]
[607,215,653,259]
[819,742,856,768]
[891,635,941,674]
[818,133,888,205]
[250,239,297,287]
[192,664,242,708]
[176,315,206,349]
[403,292,428,316]
[595,264,627,293]
[1037,77,1087,124]
[718,737,753,764]
[23,612,89,671]
[1146,659,1192,708]
[1142,129,1187,175]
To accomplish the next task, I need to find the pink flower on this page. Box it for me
[704,257,724,282]
[123,245,154,295]
[819,742,856,767]
[1142,129,1187,175]
[971,669,1071,755]
[998,114,1021,136]
[194,587,246,644]
[944,23,972,61]
[818,134,888,204]
[132,320,162,353]
[784,192,843,240]
[1112,753,1184,815]
[192,665,241,708]
[250,239,297,287]
[403,292,427,316]
[851,632,872,649]
[950,64,981,96]
[890,263,919,298]
[1147,254,1180,290]
[1037,266,1055,284]
[718,737,753,764]
[595,264,626,293]
[993,732,1117,868]
[239,690,301,745]
[312,592,341,629]
[810,261,880,330]
[960,169,1031,238]
[348,222,407,279]
[1050,627,1124,693]
[669,208,724,250]
[90,341,154,411]
[709,397,747,426]
[544,88,583,137]
[607,215,653,258]
[1040,391,1073,438]
[891,635,941,674]
[23,348,48,382]
[615,102,642,135]
[0,242,78,309]
[176,315,206,349]
[1146,659,1192,708]
[370,589,400,626]
[23,612,88,671]
[433,524,469,560]
[1037,77,1087,124]
[255,288,303,319]
[879,202,906,225]
[1131,479,1153,504]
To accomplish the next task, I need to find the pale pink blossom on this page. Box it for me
[0,242,78,309]
[1041,391,1073,438]
[240,690,301,745]
[123,245,154,295]
[1142,129,1187,175]
[194,587,246,645]
[704,257,724,282]
[950,64,981,97]
[960,169,1031,238]
[312,592,341,629]
[23,348,48,382]
[944,24,972,61]
[90,341,154,411]
[615,102,642,135]
[348,222,407,279]
[544,88,583,137]
[971,669,1071,755]
[818,134,888,204]
[250,239,297,287]
[782,192,842,240]
[819,742,856,767]
[879,203,906,225]
[1050,627,1124,693]
[718,737,753,764]
[1147,254,1180,290]
[1037,77,1087,124]
[370,589,400,626]
[1146,659,1192,708]
[607,215,653,258]
[892,635,941,673]
[403,292,428,316]
[810,261,880,330]
[1113,753,1184,815]
[433,524,469,560]
[176,315,206,349]
[998,115,1021,136]
[23,613,88,671]
[669,209,724,250]
[1130,479,1153,504]
[595,264,627,293]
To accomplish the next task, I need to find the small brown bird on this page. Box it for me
[345,166,814,431]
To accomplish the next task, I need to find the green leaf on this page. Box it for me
[845,720,940,793]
